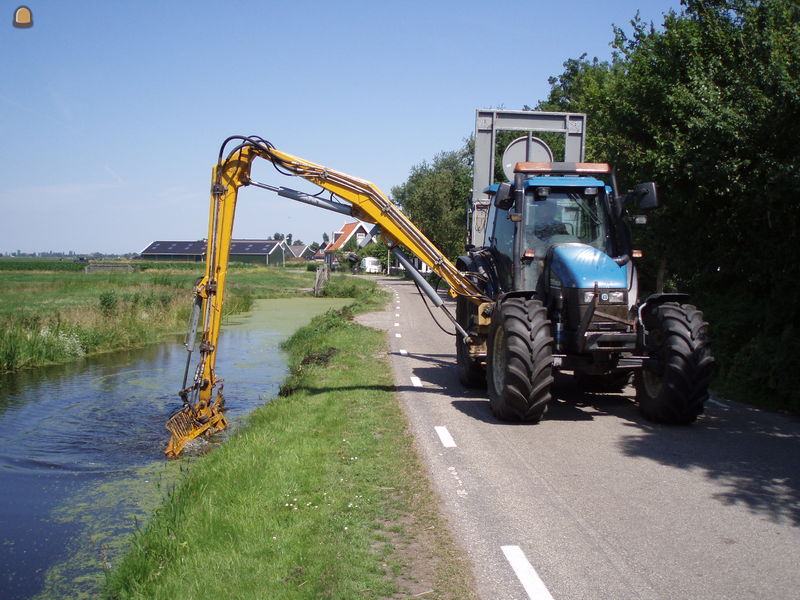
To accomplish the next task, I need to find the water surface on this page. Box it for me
[0,298,348,599]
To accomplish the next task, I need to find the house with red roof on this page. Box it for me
[310,242,328,261]
[325,222,371,252]
[323,222,375,266]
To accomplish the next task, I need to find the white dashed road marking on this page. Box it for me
[399,349,408,356]
[448,466,468,497]
[501,545,555,600]
[434,426,457,448]
[395,333,402,338]
[410,376,422,387]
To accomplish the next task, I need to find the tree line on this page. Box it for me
[390,0,800,412]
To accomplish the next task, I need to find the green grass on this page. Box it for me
[0,265,316,372]
[0,258,256,272]
[103,282,477,600]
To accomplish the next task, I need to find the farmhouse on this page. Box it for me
[310,242,328,261]
[322,221,379,268]
[140,239,289,265]
[325,222,372,254]
[287,243,314,260]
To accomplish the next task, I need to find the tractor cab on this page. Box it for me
[521,173,618,292]
[523,177,610,251]
[485,162,630,295]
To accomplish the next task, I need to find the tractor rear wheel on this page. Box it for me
[635,302,713,423]
[455,296,485,387]
[486,297,553,422]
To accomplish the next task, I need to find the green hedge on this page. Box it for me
[0,259,85,271]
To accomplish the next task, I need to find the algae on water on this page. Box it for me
[24,297,352,599]
[33,460,186,600]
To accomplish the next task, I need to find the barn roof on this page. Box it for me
[140,240,205,255]
[230,240,283,255]
[288,244,310,258]
[141,240,285,256]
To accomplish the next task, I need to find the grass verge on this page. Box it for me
[103,278,476,600]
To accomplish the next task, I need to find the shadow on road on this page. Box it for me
[406,355,640,425]
[548,373,639,422]
[617,405,800,526]
[448,374,639,424]
[406,352,800,526]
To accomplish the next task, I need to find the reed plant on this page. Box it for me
[0,291,188,370]
[0,266,315,372]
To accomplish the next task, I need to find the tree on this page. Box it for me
[271,233,285,241]
[322,232,330,243]
[535,54,623,163]
[537,0,800,410]
[356,238,389,271]
[391,147,472,260]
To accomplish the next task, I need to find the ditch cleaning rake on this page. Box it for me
[165,387,227,457]
[164,289,228,458]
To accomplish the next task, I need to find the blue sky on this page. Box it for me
[1,0,682,254]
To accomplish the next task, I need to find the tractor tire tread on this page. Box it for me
[487,298,553,422]
[636,302,714,424]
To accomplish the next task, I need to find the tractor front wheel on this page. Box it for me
[635,302,713,424]
[486,298,553,422]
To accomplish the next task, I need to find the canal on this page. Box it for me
[0,298,349,599]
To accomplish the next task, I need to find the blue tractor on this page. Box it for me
[455,110,713,423]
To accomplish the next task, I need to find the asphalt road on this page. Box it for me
[358,277,800,600]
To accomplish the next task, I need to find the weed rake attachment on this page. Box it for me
[165,386,228,458]
[165,289,228,458]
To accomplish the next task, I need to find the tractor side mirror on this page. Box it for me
[493,182,513,210]
[632,182,659,210]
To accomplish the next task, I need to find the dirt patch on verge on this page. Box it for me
[299,346,338,367]
[374,433,478,600]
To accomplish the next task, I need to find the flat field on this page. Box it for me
[0,259,316,371]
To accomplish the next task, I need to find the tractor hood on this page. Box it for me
[549,244,628,289]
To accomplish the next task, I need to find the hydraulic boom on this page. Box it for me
[165,137,486,457]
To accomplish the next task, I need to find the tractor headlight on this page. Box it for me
[582,290,626,304]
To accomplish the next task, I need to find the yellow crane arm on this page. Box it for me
[165,138,484,457]
[251,144,483,299]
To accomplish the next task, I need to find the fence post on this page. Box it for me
[313,264,329,297]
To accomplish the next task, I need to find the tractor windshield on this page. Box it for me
[523,189,611,256]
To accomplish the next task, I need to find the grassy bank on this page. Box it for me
[0,264,316,372]
[103,280,476,600]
